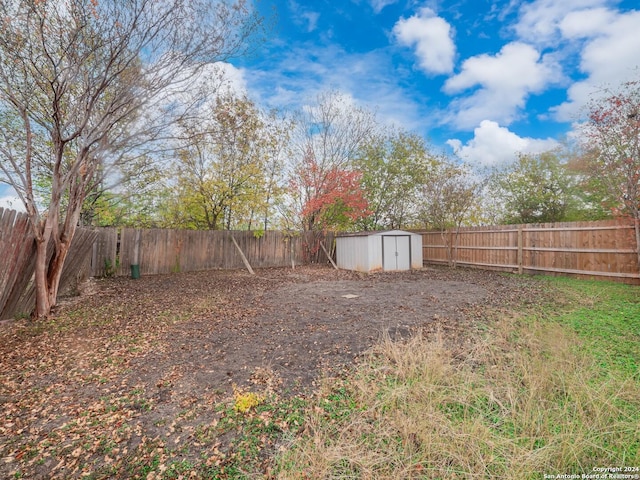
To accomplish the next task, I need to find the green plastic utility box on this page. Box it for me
[130,264,140,279]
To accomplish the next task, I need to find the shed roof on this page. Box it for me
[336,229,419,238]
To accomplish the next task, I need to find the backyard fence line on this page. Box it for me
[0,208,336,319]
[91,228,336,277]
[5,208,638,319]
[419,219,640,284]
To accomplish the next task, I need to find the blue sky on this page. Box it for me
[232,0,640,166]
[2,0,640,208]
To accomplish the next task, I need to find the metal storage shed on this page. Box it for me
[336,230,423,273]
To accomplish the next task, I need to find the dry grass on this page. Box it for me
[276,286,640,479]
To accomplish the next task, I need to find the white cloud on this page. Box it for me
[0,196,24,211]
[0,185,25,212]
[289,1,320,32]
[558,7,616,38]
[370,0,397,14]
[209,62,248,96]
[443,42,562,129]
[553,9,640,121]
[447,120,559,168]
[514,0,608,46]
[301,11,319,32]
[245,44,429,135]
[393,7,456,75]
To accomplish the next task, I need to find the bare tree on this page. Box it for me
[419,159,482,267]
[0,0,263,317]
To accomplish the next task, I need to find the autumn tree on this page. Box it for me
[418,159,482,267]
[581,80,640,269]
[355,129,435,230]
[291,147,369,231]
[0,0,262,317]
[162,93,289,231]
[285,91,377,231]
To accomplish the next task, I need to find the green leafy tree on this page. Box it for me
[355,129,435,230]
[31,147,166,227]
[77,159,166,228]
[489,151,582,224]
[162,94,289,230]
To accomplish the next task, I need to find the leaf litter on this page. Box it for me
[0,264,546,478]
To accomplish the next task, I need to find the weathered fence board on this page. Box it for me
[1,209,99,319]
[90,228,336,277]
[420,219,640,283]
[0,208,36,319]
[91,228,118,277]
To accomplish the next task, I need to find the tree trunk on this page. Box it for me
[32,200,80,318]
[46,235,74,309]
[33,238,51,318]
[33,233,75,318]
[452,227,460,269]
[441,229,453,267]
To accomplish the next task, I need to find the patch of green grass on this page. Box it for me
[274,277,640,479]
[164,459,195,479]
[545,277,640,377]
[201,394,309,477]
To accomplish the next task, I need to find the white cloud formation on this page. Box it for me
[301,11,319,32]
[289,1,320,32]
[552,8,640,121]
[558,7,615,38]
[514,0,608,46]
[447,120,559,168]
[210,62,248,96]
[442,42,562,129]
[246,43,429,134]
[370,0,397,14]
[393,7,456,75]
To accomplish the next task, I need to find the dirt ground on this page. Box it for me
[0,264,546,478]
[104,265,540,397]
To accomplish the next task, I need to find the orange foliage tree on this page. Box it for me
[292,149,369,232]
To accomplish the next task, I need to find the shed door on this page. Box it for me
[382,236,411,271]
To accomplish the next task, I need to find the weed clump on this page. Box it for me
[232,384,265,413]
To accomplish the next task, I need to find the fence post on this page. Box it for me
[517,227,523,275]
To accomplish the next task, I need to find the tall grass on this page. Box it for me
[275,277,640,479]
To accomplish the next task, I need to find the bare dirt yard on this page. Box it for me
[0,265,546,479]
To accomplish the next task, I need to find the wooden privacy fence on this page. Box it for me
[421,219,640,284]
[1,213,335,319]
[0,207,98,320]
[90,228,336,277]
